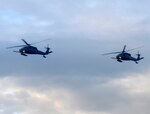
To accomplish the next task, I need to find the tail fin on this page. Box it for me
[45,44,52,55]
[136,52,144,61]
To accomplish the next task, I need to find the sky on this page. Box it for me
[0,0,150,114]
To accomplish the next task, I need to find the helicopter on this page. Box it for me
[7,39,53,58]
[102,45,144,64]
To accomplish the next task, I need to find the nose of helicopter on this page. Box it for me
[116,55,121,59]
[19,48,25,53]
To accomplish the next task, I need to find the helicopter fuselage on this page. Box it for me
[103,45,144,64]
[7,39,52,58]
[19,46,45,55]
[116,52,143,64]
[116,52,132,61]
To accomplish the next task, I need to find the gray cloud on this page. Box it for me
[0,0,150,114]
[1,72,150,114]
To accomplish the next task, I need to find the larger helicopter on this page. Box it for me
[103,45,144,64]
[7,39,52,58]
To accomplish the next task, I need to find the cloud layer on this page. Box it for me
[1,72,150,114]
[0,0,150,114]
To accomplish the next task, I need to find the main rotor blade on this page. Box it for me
[102,51,121,55]
[126,46,143,52]
[21,39,30,46]
[123,45,126,52]
[111,57,117,59]
[6,45,26,49]
[30,38,51,45]
[13,51,20,53]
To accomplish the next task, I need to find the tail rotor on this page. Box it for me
[136,51,144,61]
[45,44,50,50]
[136,51,140,57]
[44,44,52,55]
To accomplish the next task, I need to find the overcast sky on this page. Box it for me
[0,0,150,114]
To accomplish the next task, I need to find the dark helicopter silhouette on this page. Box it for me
[103,45,144,64]
[7,39,52,58]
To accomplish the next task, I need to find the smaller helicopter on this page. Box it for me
[7,39,52,58]
[102,45,144,64]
